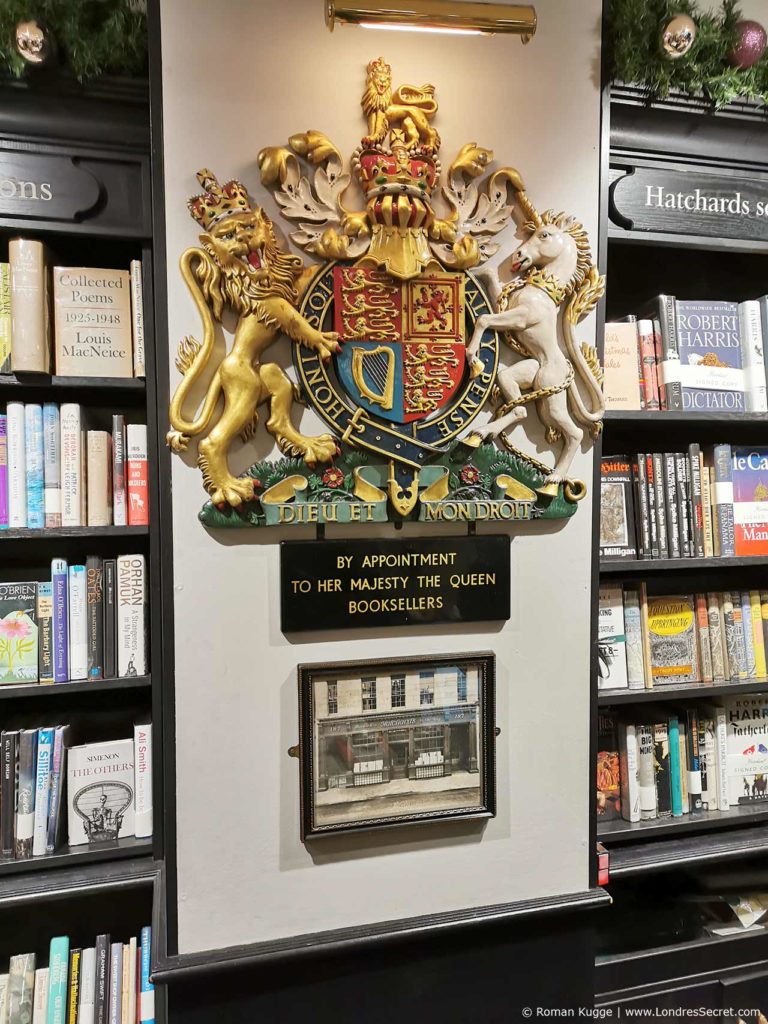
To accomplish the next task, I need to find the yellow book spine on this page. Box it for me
[751,590,767,678]
[0,263,9,373]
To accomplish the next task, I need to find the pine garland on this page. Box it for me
[0,0,146,81]
[609,0,768,108]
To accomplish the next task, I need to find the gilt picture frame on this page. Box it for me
[297,651,496,839]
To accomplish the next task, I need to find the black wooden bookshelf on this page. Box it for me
[0,72,164,1018]
[598,679,768,705]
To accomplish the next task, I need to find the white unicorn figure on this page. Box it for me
[465,198,605,498]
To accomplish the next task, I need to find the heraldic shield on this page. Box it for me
[333,267,466,425]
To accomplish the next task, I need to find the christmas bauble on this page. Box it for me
[729,19,767,69]
[660,14,697,59]
[14,20,53,66]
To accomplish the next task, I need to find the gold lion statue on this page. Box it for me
[362,56,440,151]
[166,169,340,507]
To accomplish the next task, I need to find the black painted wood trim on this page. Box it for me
[608,823,768,878]
[0,856,160,906]
[151,886,611,981]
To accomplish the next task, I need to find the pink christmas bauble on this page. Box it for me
[729,19,767,69]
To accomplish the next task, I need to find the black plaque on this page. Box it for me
[610,163,768,241]
[280,536,510,632]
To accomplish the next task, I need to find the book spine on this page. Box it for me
[108,944,122,1024]
[7,401,26,528]
[623,588,646,690]
[653,721,672,817]
[51,559,69,683]
[37,580,53,684]
[86,432,111,527]
[637,723,657,819]
[120,944,130,1024]
[739,299,768,412]
[637,319,660,410]
[10,239,49,374]
[700,719,717,811]
[24,403,44,529]
[8,952,36,1024]
[60,404,82,528]
[645,455,659,558]
[663,454,680,558]
[86,556,104,679]
[103,559,116,680]
[701,461,714,558]
[78,948,96,1024]
[112,416,126,527]
[668,715,683,817]
[139,928,154,1024]
[126,425,149,526]
[45,726,66,853]
[0,731,17,857]
[674,452,691,557]
[740,591,757,678]
[688,444,704,558]
[0,263,10,374]
[125,937,137,1024]
[651,452,668,557]
[46,936,70,1024]
[723,591,747,680]
[68,565,87,681]
[134,724,153,839]
[638,582,653,689]
[657,295,683,410]
[633,454,650,557]
[66,949,81,1024]
[618,722,640,822]
[713,705,730,810]
[750,590,767,678]
[0,414,7,528]
[685,708,703,813]
[42,403,61,528]
[762,591,768,670]
[15,729,37,858]
[31,726,54,856]
[712,444,735,556]
[707,592,727,681]
[93,937,110,1024]
[32,969,49,1024]
[130,260,146,378]
[695,593,713,683]
[117,555,147,677]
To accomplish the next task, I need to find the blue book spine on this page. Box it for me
[46,725,66,853]
[668,716,683,817]
[51,559,68,683]
[676,300,745,412]
[46,935,70,1024]
[713,444,735,557]
[32,726,54,856]
[140,927,154,1024]
[24,403,44,529]
[42,402,61,528]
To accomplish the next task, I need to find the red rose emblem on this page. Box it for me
[322,467,345,489]
[460,465,480,485]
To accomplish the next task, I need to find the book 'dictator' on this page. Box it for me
[53,267,133,378]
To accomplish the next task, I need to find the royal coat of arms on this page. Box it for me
[167,58,605,528]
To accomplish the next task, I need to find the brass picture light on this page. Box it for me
[325,1,537,40]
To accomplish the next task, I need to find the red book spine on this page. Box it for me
[126,424,149,526]
[638,320,660,411]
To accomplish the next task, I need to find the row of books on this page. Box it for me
[598,584,768,692]
[597,696,768,824]
[0,928,154,1024]
[604,296,768,413]
[0,556,148,686]
[600,445,768,561]
[1,726,152,860]
[0,405,148,530]
[0,240,145,379]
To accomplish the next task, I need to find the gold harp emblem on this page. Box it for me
[351,345,395,411]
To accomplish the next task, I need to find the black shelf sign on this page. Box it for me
[610,164,768,242]
[0,150,100,223]
[280,535,511,632]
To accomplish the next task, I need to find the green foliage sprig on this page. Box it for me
[609,0,768,108]
[0,0,146,81]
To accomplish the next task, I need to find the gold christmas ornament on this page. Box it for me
[14,19,53,66]
[660,14,697,59]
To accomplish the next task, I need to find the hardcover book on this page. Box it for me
[0,413,7,529]
[597,585,628,691]
[126,424,148,526]
[51,559,68,683]
[7,951,35,1024]
[32,969,48,1024]
[599,456,637,559]
[623,588,646,689]
[637,722,657,820]
[1,730,18,856]
[640,295,681,410]
[732,447,768,556]
[42,403,61,528]
[86,432,112,527]
[738,299,768,412]
[60,404,82,528]
[46,936,69,1024]
[24,403,43,529]
[112,416,126,527]
[0,582,38,684]
[68,565,87,682]
[7,401,26,528]
[31,726,53,856]
[0,262,10,374]
[53,267,133,378]
[603,321,642,409]
[9,239,50,374]
[130,260,145,378]
[86,556,104,679]
[723,695,768,806]
[618,722,640,822]
[116,555,147,677]
[675,300,745,412]
[15,729,37,858]
[653,721,672,818]
[134,722,153,839]
[67,738,135,846]
[647,594,699,684]
[712,444,735,557]
[37,581,53,685]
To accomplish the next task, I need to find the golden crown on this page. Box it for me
[187,168,252,230]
